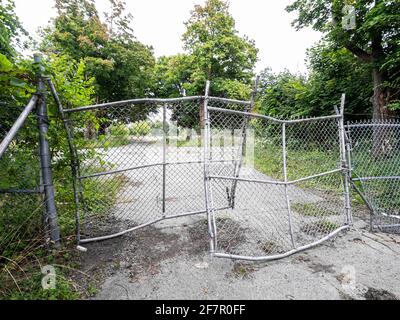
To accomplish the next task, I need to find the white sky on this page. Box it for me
[14,0,322,74]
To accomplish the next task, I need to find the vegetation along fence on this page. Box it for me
[1,59,399,262]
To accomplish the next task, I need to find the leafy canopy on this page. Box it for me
[286,0,400,115]
[156,0,258,100]
[41,0,155,105]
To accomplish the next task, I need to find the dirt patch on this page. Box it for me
[76,220,213,292]
[73,225,183,295]
[187,217,248,255]
[228,262,257,280]
[115,226,181,282]
[258,240,285,255]
[81,215,137,239]
[364,287,398,300]
[70,234,130,297]
[187,219,209,255]
[215,217,247,254]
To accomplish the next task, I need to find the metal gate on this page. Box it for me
[204,95,352,261]
[346,120,400,232]
[62,83,351,260]
[63,95,251,244]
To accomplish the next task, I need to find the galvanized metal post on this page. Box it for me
[0,96,38,159]
[162,103,167,217]
[34,54,61,246]
[282,123,296,249]
[230,76,259,208]
[203,80,216,254]
[336,94,352,226]
[46,78,81,243]
[242,76,260,155]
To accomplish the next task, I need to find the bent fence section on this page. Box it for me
[2,74,399,262]
[346,120,400,233]
[63,96,247,244]
[61,85,354,261]
[204,97,351,261]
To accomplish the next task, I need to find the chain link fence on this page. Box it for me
[3,79,399,263]
[206,101,351,261]
[0,95,49,264]
[346,120,400,233]
[60,93,357,260]
[63,97,214,243]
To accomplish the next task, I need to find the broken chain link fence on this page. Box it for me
[346,120,400,233]
[3,74,399,264]
[63,97,215,243]
[206,100,351,261]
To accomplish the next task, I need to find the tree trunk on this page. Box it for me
[199,102,205,129]
[372,68,395,120]
[372,68,396,157]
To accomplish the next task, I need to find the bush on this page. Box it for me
[130,121,151,137]
[110,123,130,137]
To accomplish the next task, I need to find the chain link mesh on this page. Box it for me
[207,102,348,259]
[0,104,46,258]
[65,98,207,241]
[347,120,400,232]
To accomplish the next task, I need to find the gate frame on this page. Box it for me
[345,119,400,231]
[60,84,250,245]
[55,78,353,260]
[204,93,353,262]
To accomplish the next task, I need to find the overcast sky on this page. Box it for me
[14,0,322,74]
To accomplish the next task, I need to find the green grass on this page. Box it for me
[80,174,128,217]
[252,142,341,192]
[0,160,127,299]
[2,266,80,300]
[292,202,337,217]
[301,220,340,235]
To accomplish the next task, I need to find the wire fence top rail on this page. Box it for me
[207,106,341,124]
[0,95,38,158]
[63,96,251,114]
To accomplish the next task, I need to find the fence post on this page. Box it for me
[336,94,353,226]
[229,76,259,208]
[203,80,216,254]
[282,123,296,249]
[162,103,167,218]
[34,54,61,247]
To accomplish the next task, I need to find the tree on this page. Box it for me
[154,54,194,98]
[0,0,33,136]
[257,42,373,120]
[155,0,258,131]
[258,68,309,119]
[0,0,28,59]
[40,0,155,107]
[305,41,373,118]
[286,0,400,120]
[182,0,258,99]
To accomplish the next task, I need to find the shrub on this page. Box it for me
[110,123,130,137]
[130,121,151,137]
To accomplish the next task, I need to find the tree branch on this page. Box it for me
[344,42,373,63]
[331,15,373,63]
